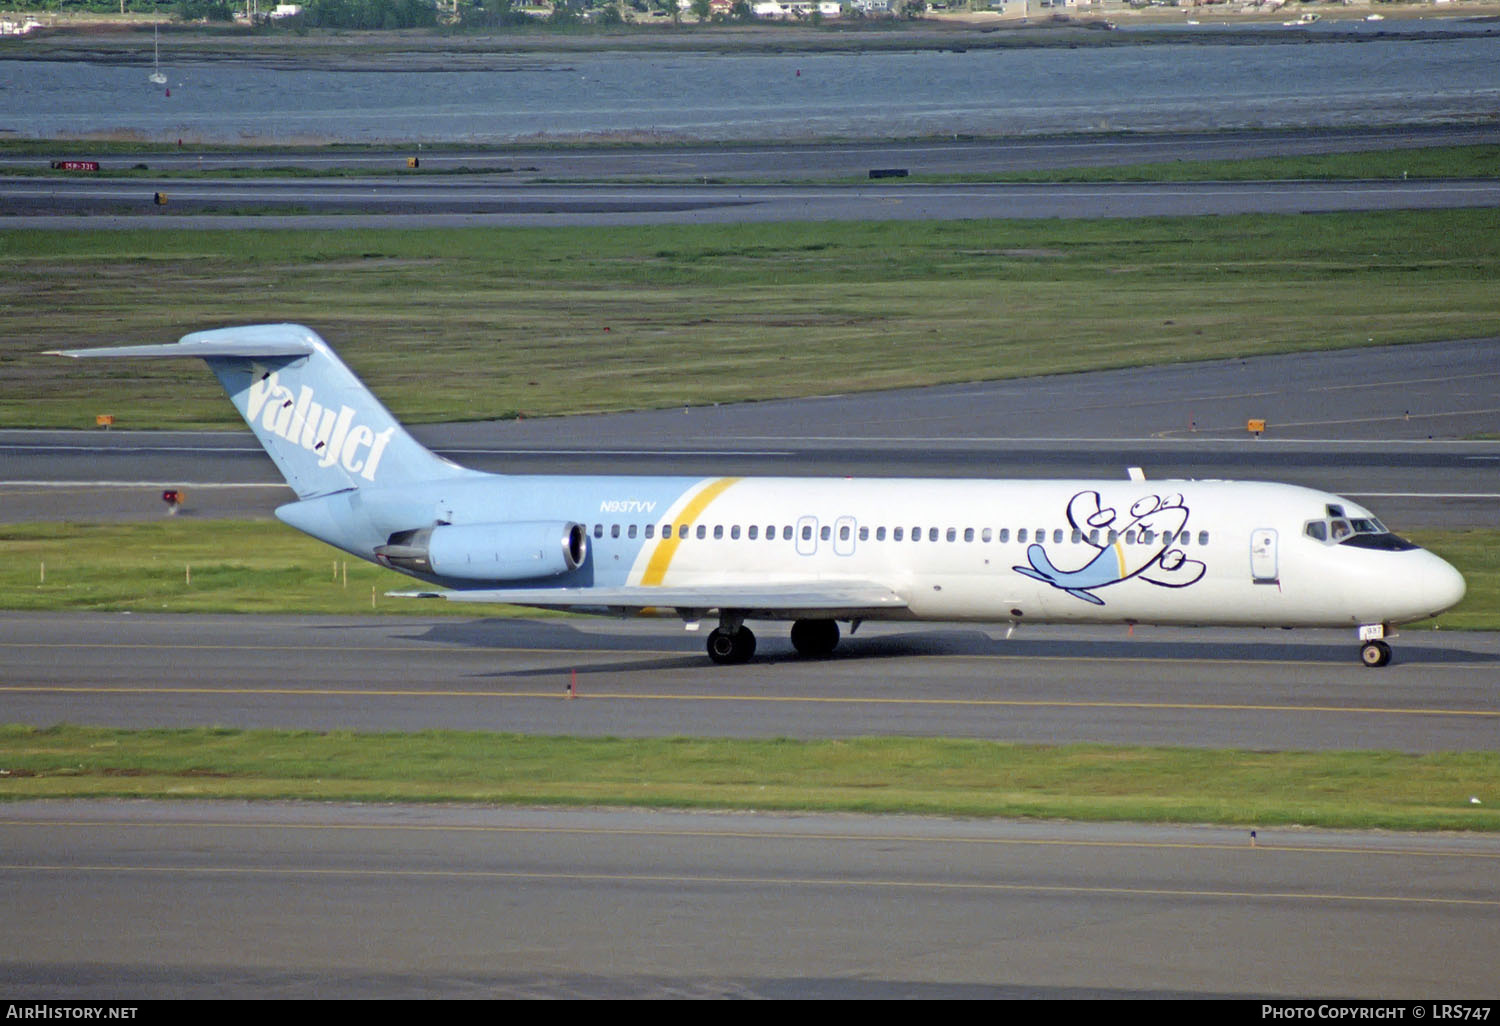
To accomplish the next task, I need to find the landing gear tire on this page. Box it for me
[1360,640,1392,668]
[707,626,756,665]
[790,619,840,658]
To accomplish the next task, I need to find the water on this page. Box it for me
[5,30,1499,144]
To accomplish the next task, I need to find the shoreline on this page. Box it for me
[3,4,1499,70]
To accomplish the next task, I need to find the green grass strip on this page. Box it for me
[1,725,1495,832]
[6,209,1500,429]
[887,144,1500,185]
[1,521,1494,627]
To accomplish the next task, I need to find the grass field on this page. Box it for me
[1,520,1493,627]
[1,725,1495,831]
[6,209,1500,429]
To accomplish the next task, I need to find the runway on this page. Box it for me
[11,126,1495,178]
[10,176,1500,228]
[10,126,1500,230]
[4,801,1497,998]
[5,337,1497,527]
[3,612,1497,751]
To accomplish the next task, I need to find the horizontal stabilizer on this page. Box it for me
[47,324,318,361]
[391,582,909,618]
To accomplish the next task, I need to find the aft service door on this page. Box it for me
[1250,528,1279,584]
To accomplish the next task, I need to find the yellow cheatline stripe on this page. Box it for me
[1113,541,1127,578]
[2,864,1496,906]
[639,476,742,586]
[1,684,1496,718]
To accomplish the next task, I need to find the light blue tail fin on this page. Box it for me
[50,323,466,499]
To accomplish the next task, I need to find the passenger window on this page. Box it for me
[929,527,939,542]
[964,528,975,543]
[1125,530,1136,544]
[1089,529,1099,545]
[893,527,904,542]
[628,524,637,539]
[876,527,886,541]
[999,528,1010,543]
[947,528,957,543]
[840,526,851,541]
[1017,528,1027,543]
[858,527,868,542]
[1197,531,1209,545]
[981,528,991,543]
[696,525,706,540]
[593,524,603,538]
[821,525,831,541]
[748,525,758,540]
[730,525,740,540]
[1141,529,1153,544]
[801,525,813,541]
[1071,529,1082,544]
[1107,530,1118,544]
[611,524,620,539]
[1053,529,1063,544]
[645,524,655,539]
[713,525,723,540]
[782,526,793,541]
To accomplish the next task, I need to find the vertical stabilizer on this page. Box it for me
[49,323,467,499]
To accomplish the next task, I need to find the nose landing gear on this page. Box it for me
[1360,639,1392,668]
[1358,624,1393,667]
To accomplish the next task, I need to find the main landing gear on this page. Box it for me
[789,618,840,658]
[705,617,843,664]
[707,624,756,665]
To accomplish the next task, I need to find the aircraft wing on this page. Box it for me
[390,581,909,619]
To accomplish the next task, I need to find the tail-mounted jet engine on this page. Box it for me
[375,522,588,582]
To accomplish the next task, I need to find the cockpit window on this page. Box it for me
[1306,512,1417,551]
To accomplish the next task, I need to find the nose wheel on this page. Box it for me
[1360,639,1392,668]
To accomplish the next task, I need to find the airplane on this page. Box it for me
[50,323,1466,668]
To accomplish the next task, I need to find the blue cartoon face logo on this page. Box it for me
[1012,490,1207,605]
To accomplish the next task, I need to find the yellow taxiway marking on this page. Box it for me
[3,819,1497,861]
[1,683,1495,719]
[3,862,1496,907]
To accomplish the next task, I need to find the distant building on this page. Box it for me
[270,3,304,16]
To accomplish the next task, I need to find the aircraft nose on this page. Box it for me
[1418,553,1467,619]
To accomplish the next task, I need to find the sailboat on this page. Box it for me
[149,24,167,85]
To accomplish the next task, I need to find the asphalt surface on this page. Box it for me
[7,126,1500,227]
[4,613,1497,750]
[10,177,1500,227]
[6,337,1497,527]
[4,802,1497,998]
[10,126,1497,178]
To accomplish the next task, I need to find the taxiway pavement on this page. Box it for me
[3,802,1497,998]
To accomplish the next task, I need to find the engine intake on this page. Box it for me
[375,521,588,582]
